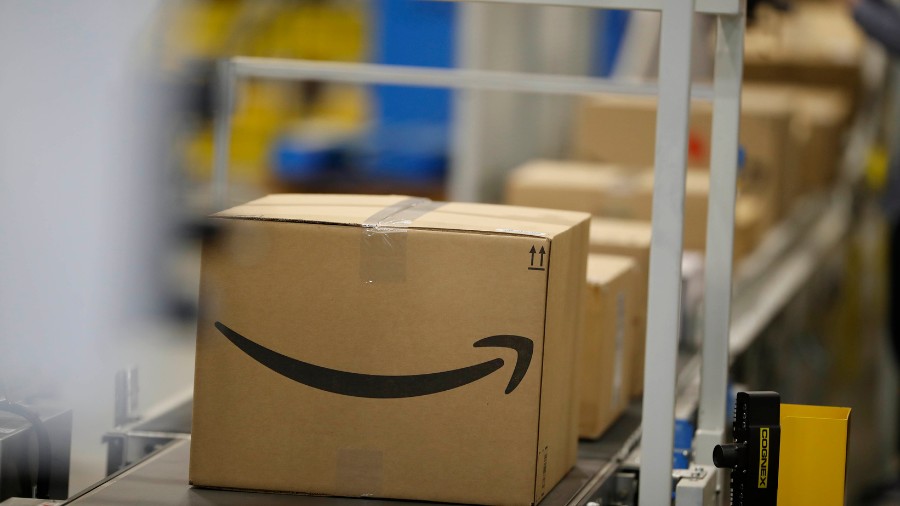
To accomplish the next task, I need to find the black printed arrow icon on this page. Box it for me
[539,246,546,267]
[529,245,537,266]
[214,322,533,399]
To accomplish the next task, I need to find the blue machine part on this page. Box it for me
[272,136,344,183]
[673,418,695,469]
[353,123,448,181]
[727,382,736,425]
[367,0,456,180]
[370,0,455,125]
[593,10,631,77]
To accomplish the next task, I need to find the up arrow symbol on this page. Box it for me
[539,246,546,267]
[529,245,536,266]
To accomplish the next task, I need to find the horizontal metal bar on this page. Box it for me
[439,0,660,11]
[699,0,742,16]
[435,0,740,15]
[116,430,192,441]
[232,57,714,99]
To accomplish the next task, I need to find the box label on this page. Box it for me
[528,244,547,271]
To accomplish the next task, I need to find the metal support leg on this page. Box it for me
[449,2,488,202]
[695,5,746,471]
[639,0,694,504]
[212,59,235,211]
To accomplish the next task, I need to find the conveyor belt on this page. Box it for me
[69,404,641,506]
[74,189,849,506]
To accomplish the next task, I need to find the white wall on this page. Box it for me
[0,0,196,494]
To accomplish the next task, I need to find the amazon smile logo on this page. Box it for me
[215,322,534,398]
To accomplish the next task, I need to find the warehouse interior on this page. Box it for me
[0,0,898,504]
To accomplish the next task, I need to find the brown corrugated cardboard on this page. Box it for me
[744,3,863,107]
[579,254,637,438]
[788,86,852,191]
[505,160,709,251]
[739,87,796,220]
[190,194,589,506]
[506,160,765,259]
[572,95,708,168]
[587,220,650,396]
[571,86,795,223]
[734,195,766,261]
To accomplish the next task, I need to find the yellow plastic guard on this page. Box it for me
[778,404,851,506]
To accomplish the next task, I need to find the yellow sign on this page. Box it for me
[758,427,769,488]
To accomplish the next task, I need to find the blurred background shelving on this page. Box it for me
[1,0,899,503]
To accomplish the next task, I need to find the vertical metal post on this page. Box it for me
[212,58,236,211]
[639,0,694,503]
[114,366,140,427]
[449,3,489,202]
[695,2,746,468]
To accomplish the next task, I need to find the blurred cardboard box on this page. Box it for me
[734,195,766,261]
[191,194,589,506]
[787,86,852,191]
[579,254,637,438]
[571,86,795,223]
[505,160,763,255]
[587,220,650,396]
[505,160,706,248]
[744,3,863,107]
[739,87,796,219]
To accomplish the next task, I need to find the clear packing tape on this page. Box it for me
[360,197,445,284]
[214,194,563,283]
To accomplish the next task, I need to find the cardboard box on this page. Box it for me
[734,195,766,262]
[579,254,637,438]
[572,96,706,168]
[503,159,630,214]
[570,86,796,222]
[190,194,590,506]
[506,160,764,259]
[788,86,852,191]
[587,219,650,396]
[505,160,708,252]
[739,87,797,219]
[744,2,863,107]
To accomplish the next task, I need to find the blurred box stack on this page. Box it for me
[571,88,792,225]
[563,84,853,234]
[744,1,865,107]
[505,160,763,258]
[741,0,860,200]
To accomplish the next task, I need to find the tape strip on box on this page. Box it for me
[360,198,444,284]
[337,448,384,497]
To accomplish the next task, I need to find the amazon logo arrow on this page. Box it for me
[214,322,533,399]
